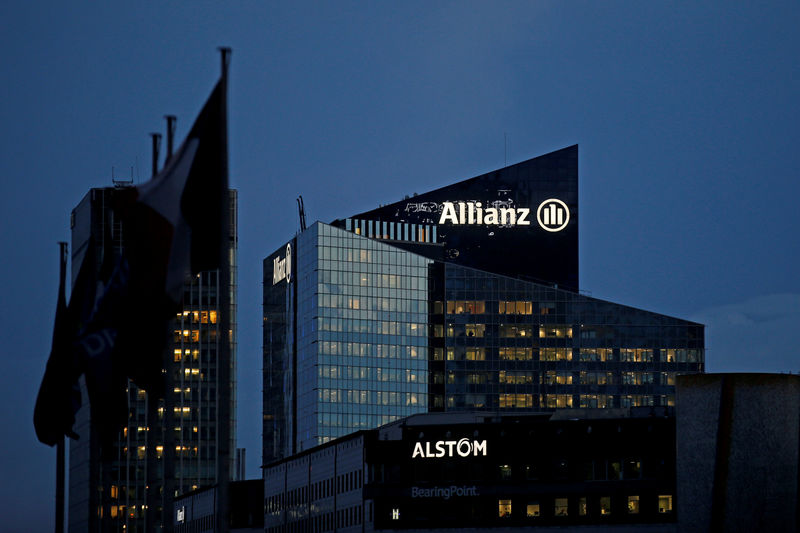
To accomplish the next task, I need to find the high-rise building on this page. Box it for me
[263,145,704,465]
[68,186,238,532]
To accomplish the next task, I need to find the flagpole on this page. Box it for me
[216,45,232,533]
[55,242,67,533]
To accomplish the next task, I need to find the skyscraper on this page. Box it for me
[68,186,238,532]
[263,146,704,465]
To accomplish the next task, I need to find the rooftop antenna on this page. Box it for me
[297,195,307,232]
[164,115,176,162]
[150,132,162,178]
[504,132,507,167]
[111,165,134,188]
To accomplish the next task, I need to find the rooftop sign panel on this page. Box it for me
[346,145,579,289]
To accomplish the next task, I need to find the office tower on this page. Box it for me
[68,186,237,532]
[263,145,704,464]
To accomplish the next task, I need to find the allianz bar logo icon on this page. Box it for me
[537,198,570,232]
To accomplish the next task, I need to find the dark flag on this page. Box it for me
[77,78,227,443]
[34,77,227,448]
[113,78,226,394]
[33,244,90,446]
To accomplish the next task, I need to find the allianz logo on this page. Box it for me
[411,438,487,459]
[438,199,570,231]
[439,201,530,226]
[272,243,292,285]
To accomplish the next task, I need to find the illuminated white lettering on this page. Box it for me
[412,442,424,458]
[439,202,459,224]
[473,440,487,456]
[411,439,488,458]
[272,244,293,285]
[499,207,516,225]
[435,441,445,458]
[438,201,543,227]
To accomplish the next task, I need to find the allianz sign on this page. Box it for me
[438,201,531,226]
[411,438,488,459]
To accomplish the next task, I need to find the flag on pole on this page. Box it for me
[34,77,228,446]
[111,77,227,398]
[34,243,91,446]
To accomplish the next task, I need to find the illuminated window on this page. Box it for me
[526,502,540,517]
[544,394,573,408]
[539,326,572,338]
[578,497,587,516]
[580,348,610,362]
[600,496,612,515]
[627,495,639,514]
[465,324,485,337]
[540,348,571,361]
[466,348,486,361]
[554,498,568,516]
[499,324,533,337]
[499,301,532,314]
[498,499,512,518]
[499,394,533,408]
[498,465,512,479]
[658,494,673,513]
[499,347,533,361]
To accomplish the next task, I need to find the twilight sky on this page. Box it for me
[2,2,799,531]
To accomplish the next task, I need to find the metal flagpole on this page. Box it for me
[55,242,68,533]
[216,45,232,533]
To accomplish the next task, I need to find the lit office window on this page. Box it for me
[578,497,587,516]
[498,500,512,518]
[658,495,673,513]
[627,495,640,514]
[539,326,572,338]
[554,498,568,516]
[600,496,612,515]
[465,348,486,361]
[465,324,485,337]
[526,502,540,517]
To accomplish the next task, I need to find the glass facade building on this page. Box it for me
[68,187,238,533]
[263,145,704,466]
[264,223,430,460]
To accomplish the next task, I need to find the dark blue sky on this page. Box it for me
[2,2,798,530]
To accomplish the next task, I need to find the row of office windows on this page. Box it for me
[497,494,673,519]
[345,217,437,244]
[318,389,424,407]
[266,504,364,533]
[318,269,427,290]
[434,324,573,338]
[439,300,559,316]
[434,346,699,363]
[435,393,674,409]
[318,365,424,383]
[265,470,364,514]
[319,341,425,359]
[438,370,678,386]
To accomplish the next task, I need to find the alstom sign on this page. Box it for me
[438,199,569,232]
[412,438,488,459]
